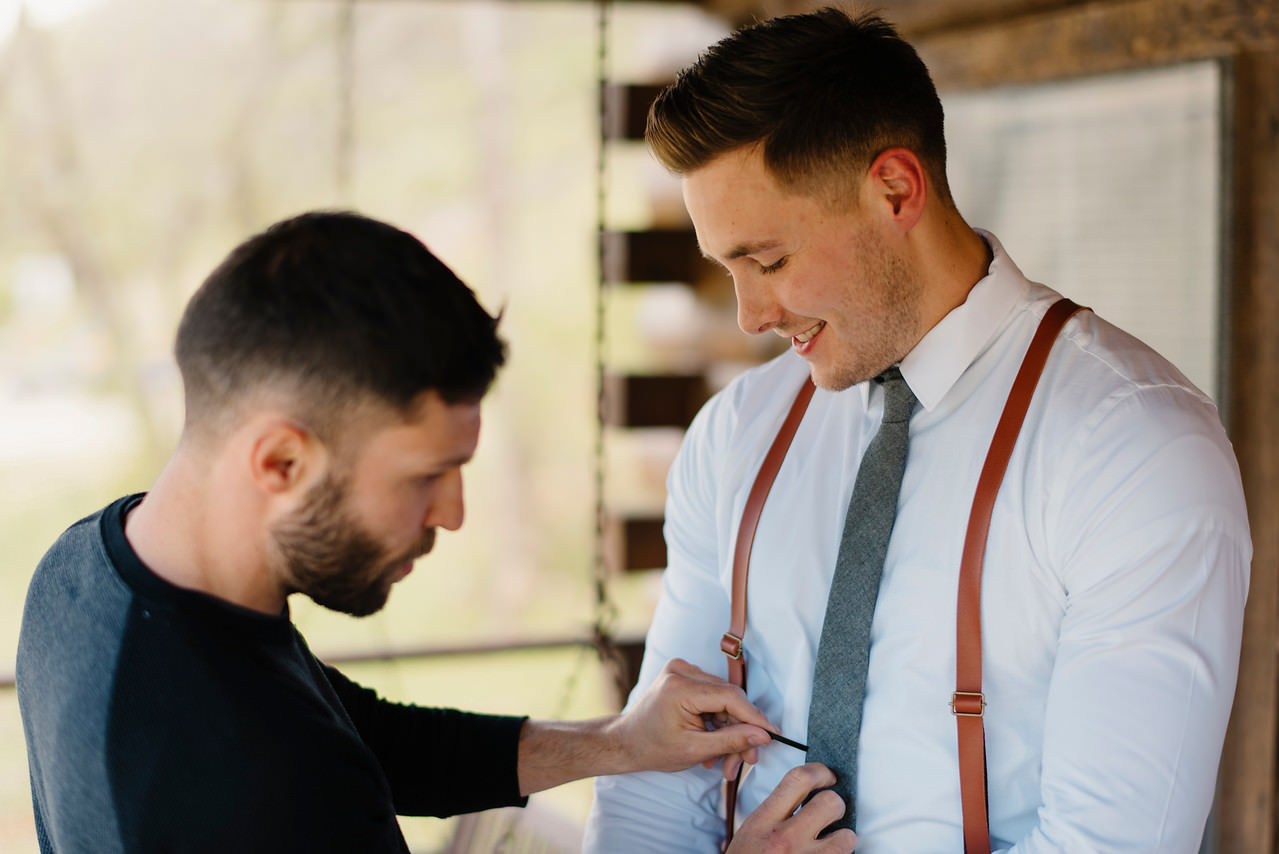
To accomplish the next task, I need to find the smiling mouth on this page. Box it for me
[792,321,826,344]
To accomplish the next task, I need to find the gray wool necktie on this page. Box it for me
[805,366,918,833]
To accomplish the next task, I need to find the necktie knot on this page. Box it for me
[875,366,917,424]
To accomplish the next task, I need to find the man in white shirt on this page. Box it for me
[585,7,1251,853]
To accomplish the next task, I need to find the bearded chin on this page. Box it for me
[304,558,394,617]
[271,474,395,618]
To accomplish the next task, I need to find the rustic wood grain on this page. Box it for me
[1217,47,1279,854]
[914,0,1278,90]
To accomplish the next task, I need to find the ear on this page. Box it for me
[248,419,326,496]
[865,148,927,232]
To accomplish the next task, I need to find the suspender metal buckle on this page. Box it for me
[950,691,986,717]
[720,632,744,660]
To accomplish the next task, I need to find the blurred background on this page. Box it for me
[0,1,731,849]
[1,0,1276,852]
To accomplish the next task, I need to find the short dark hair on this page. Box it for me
[175,211,506,441]
[646,7,950,203]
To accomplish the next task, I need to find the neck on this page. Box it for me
[126,445,287,616]
[910,208,992,336]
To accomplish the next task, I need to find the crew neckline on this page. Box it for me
[100,494,294,641]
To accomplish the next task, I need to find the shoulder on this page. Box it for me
[25,501,117,595]
[1035,306,1247,541]
[19,499,136,733]
[23,496,142,623]
[1049,308,1225,448]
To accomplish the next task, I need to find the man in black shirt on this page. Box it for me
[17,211,777,853]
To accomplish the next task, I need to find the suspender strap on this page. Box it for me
[721,376,816,845]
[955,297,1083,854]
[717,295,1082,851]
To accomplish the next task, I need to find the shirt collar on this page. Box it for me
[898,229,1032,411]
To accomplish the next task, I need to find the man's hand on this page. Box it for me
[516,658,774,795]
[609,658,773,774]
[727,764,857,854]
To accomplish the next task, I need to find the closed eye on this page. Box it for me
[759,257,787,275]
[413,473,443,490]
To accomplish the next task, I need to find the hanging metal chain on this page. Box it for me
[590,0,624,698]
[544,0,620,726]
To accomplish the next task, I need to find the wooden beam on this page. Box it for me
[1216,47,1279,854]
[914,0,1279,90]
[757,0,1095,35]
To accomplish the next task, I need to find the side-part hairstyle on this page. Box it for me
[646,6,951,204]
[175,210,506,441]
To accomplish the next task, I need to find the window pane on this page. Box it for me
[943,61,1223,399]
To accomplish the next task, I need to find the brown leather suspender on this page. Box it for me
[720,376,816,846]
[720,298,1084,849]
[952,297,1083,852]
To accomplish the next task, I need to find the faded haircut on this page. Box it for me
[175,211,506,443]
[646,7,952,205]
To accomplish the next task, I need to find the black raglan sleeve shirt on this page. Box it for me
[17,495,527,854]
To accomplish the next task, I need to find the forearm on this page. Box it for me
[517,715,630,796]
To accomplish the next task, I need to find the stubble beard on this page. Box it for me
[813,241,923,392]
[272,472,433,617]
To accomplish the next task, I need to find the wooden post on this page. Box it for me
[1217,47,1279,854]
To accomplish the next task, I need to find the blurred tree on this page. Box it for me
[1,7,168,464]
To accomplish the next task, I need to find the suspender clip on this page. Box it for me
[720,632,743,660]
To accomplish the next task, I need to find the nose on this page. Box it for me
[424,469,465,532]
[734,276,781,335]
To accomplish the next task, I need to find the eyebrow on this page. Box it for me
[412,452,475,475]
[700,239,784,262]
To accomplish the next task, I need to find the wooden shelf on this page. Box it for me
[602,82,668,142]
[600,228,721,288]
[602,372,709,429]
[603,512,668,572]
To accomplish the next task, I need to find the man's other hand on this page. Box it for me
[727,763,857,854]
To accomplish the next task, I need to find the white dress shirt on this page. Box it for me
[585,232,1251,853]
